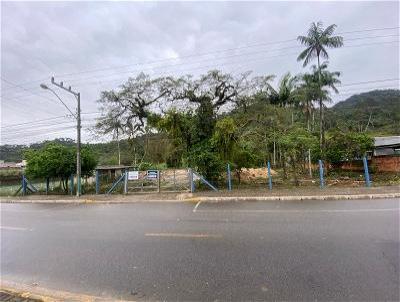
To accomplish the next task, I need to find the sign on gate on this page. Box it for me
[128,171,139,180]
[146,170,158,179]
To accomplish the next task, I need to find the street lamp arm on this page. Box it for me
[41,78,82,197]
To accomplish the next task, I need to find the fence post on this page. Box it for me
[70,175,74,195]
[77,173,81,197]
[22,175,26,195]
[173,169,177,191]
[308,149,312,178]
[362,156,371,187]
[157,170,161,193]
[95,170,99,194]
[267,161,272,191]
[124,170,128,194]
[318,160,325,188]
[227,163,232,191]
[46,178,49,195]
[189,168,195,193]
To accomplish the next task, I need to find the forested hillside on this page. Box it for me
[327,89,400,135]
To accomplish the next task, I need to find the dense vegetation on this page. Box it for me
[326,89,400,135]
[24,143,97,192]
[1,22,398,184]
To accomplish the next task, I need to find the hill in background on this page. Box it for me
[327,89,400,135]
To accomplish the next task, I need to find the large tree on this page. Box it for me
[97,73,174,138]
[297,21,343,150]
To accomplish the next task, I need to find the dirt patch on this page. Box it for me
[238,168,277,182]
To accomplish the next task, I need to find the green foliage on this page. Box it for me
[297,22,343,67]
[278,127,318,163]
[24,143,98,180]
[25,143,75,180]
[211,117,237,161]
[327,89,400,135]
[325,131,374,164]
[269,72,299,107]
[80,147,98,177]
[230,140,259,171]
[2,62,397,187]
[193,97,216,143]
[188,141,225,180]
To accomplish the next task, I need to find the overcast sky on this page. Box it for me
[1,1,399,145]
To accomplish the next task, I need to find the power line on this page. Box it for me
[3,118,96,133]
[337,26,399,35]
[33,26,400,80]
[9,38,391,97]
[3,40,398,107]
[340,78,399,87]
[2,25,398,93]
[0,112,100,129]
[3,120,96,135]
[3,123,96,140]
[41,37,400,88]
[1,77,62,106]
[1,115,71,129]
[66,39,399,90]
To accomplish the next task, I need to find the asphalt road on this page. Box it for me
[1,198,399,301]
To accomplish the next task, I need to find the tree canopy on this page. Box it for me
[24,143,98,192]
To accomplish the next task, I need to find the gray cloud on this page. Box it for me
[1,1,399,144]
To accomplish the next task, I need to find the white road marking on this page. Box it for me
[0,226,33,231]
[195,208,400,214]
[145,232,221,238]
[193,201,202,213]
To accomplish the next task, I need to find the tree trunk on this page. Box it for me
[317,55,324,152]
[290,156,299,186]
[312,111,315,131]
[281,152,287,180]
[306,106,312,178]
[117,138,121,165]
[115,129,121,166]
[273,140,276,166]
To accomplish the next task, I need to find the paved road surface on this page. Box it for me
[1,199,399,301]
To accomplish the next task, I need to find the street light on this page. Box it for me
[40,79,81,197]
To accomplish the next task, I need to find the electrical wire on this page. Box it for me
[2,26,398,94]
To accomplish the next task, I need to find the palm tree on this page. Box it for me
[297,21,343,149]
[298,62,341,131]
[297,74,317,131]
[269,72,299,107]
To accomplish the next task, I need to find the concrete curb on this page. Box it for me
[1,280,132,302]
[1,193,399,204]
[0,198,182,204]
[190,193,400,202]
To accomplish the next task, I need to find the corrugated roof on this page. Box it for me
[374,136,400,147]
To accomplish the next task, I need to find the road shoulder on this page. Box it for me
[0,280,131,302]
